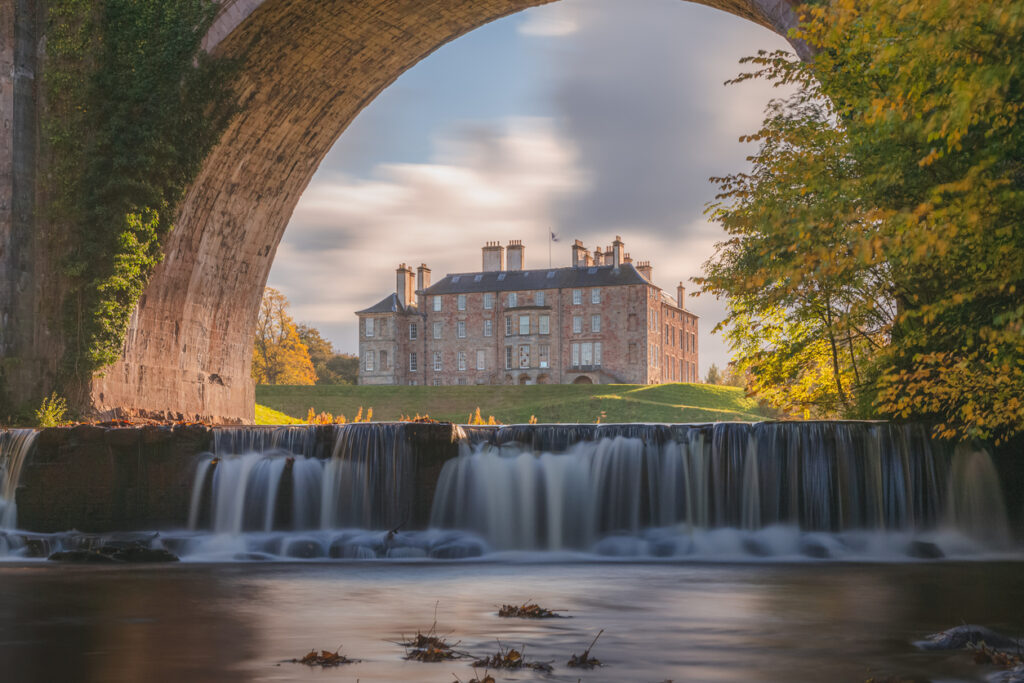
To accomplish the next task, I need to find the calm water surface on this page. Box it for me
[1,561,1022,682]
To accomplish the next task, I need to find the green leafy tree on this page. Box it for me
[295,324,359,385]
[701,0,1024,442]
[252,288,317,386]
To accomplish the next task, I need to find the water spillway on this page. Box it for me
[0,429,38,530]
[431,423,1010,556]
[0,421,1017,562]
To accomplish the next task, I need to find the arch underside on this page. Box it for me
[92,0,800,422]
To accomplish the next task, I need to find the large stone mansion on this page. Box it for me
[355,237,698,386]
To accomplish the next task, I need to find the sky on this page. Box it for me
[267,0,795,375]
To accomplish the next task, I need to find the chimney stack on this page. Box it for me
[637,260,653,283]
[612,236,623,267]
[396,263,415,308]
[677,283,686,309]
[482,241,505,272]
[506,240,524,271]
[572,240,587,268]
[623,252,633,265]
[417,264,432,309]
[593,246,603,265]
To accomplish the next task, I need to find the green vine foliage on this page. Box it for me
[45,0,237,383]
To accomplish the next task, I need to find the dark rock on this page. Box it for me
[284,539,326,558]
[109,546,178,563]
[36,427,71,449]
[429,541,486,559]
[800,538,831,559]
[69,425,107,443]
[105,428,142,448]
[742,537,772,557]
[914,625,1021,651]
[141,425,175,444]
[48,549,119,563]
[23,538,51,558]
[48,541,178,563]
[907,541,944,559]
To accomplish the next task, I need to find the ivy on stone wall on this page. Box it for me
[44,0,237,384]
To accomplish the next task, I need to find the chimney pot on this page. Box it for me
[506,240,525,271]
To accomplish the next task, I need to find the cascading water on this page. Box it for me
[0,429,38,530]
[430,422,1012,559]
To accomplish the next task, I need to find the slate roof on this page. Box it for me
[423,263,652,296]
[355,292,417,315]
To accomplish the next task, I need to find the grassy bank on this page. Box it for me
[255,383,768,425]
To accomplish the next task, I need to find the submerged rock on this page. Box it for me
[48,542,179,564]
[906,541,945,559]
[915,625,1021,651]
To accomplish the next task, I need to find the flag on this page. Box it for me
[550,231,559,242]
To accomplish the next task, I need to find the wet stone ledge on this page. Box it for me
[17,425,215,533]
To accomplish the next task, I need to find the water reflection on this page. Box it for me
[1,562,1022,682]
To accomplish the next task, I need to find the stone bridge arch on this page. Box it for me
[77,0,803,422]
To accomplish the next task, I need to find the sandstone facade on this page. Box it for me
[357,238,699,386]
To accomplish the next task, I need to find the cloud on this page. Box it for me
[271,118,587,352]
[518,6,579,37]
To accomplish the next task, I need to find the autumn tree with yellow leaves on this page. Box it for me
[700,1,1023,441]
[251,287,317,385]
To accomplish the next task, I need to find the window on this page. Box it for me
[458,377,468,386]
[483,292,494,310]
[458,351,467,372]
[508,292,519,307]
[591,315,601,333]
[519,315,530,336]
[365,351,375,372]
[595,342,602,367]
[505,316,513,336]
[432,379,441,386]
[591,288,601,304]
[572,343,580,367]
[410,380,418,386]
[497,272,506,281]
[484,319,493,337]
[432,296,442,312]
[476,350,486,370]
[433,322,442,339]
[365,318,374,337]
[572,289,582,305]
[380,350,388,370]
[539,344,550,369]
[539,314,550,335]
[573,316,583,334]
[581,342,593,366]
[628,343,638,364]
[457,294,466,311]
[474,274,483,282]
[519,345,530,369]
[409,323,418,340]
[409,353,418,372]
[457,321,466,338]
[536,291,545,306]
[433,352,442,372]
[628,313,638,332]
[505,346,513,370]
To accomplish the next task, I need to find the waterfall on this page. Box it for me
[188,423,413,534]
[430,422,1011,555]
[0,429,38,529]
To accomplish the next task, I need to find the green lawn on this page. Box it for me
[255,382,768,424]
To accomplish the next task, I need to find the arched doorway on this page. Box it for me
[572,375,594,385]
[85,0,803,422]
